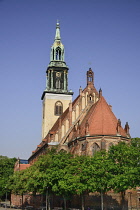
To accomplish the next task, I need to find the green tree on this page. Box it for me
[45,150,74,210]
[24,149,74,210]
[8,169,28,194]
[131,137,140,148]
[64,155,92,210]
[0,156,17,200]
[108,142,139,209]
[30,149,93,210]
[130,138,140,187]
[87,150,112,210]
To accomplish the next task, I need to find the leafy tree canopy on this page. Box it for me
[108,141,140,193]
[88,150,112,194]
[0,155,17,199]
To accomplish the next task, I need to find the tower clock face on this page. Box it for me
[56,72,61,77]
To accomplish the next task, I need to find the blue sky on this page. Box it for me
[0,0,140,159]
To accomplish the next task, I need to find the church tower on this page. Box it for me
[41,21,73,139]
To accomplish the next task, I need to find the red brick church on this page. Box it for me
[28,66,130,165]
[28,22,130,165]
[12,22,139,209]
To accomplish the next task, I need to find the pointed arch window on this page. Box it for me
[55,101,63,116]
[92,143,100,155]
[53,49,54,60]
[56,47,61,60]
[89,95,92,101]
[82,141,88,151]
[56,78,61,89]
[87,94,93,103]
[88,75,93,82]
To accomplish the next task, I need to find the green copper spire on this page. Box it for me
[50,21,65,62]
[41,21,73,97]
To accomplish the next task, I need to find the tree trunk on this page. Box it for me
[81,194,84,210]
[5,191,7,208]
[22,193,23,209]
[48,195,51,210]
[10,192,11,208]
[33,192,36,209]
[129,192,132,210]
[46,190,48,210]
[101,190,103,210]
[63,196,66,210]
[121,191,127,210]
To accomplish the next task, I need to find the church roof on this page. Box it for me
[80,96,127,137]
[29,68,130,162]
[43,83,128,146]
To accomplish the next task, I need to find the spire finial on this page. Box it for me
[99,88,102,98]
[55,20,61,40]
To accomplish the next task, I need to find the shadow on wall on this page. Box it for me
[11,193,128,210]
[84,194,128,210]
[51,194,128,210]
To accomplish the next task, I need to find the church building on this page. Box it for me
[11,21,134,210]
[28,22,130,165]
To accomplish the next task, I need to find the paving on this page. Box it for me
[0,203,21,210]
[0,207,21,210]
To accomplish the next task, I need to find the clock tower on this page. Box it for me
[41,21,73,139]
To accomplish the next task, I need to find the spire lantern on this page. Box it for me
[87,68,94,86]
[50,21,65,62]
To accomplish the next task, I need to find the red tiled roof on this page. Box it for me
[80,96,127,137]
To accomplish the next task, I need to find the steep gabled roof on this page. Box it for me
[80,96,127,137]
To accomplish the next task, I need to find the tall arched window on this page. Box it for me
[56,78,61,89]
[92,143,100,155]
[56,47,61,60]
[53,49,54,60]
[55,101,63,116]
